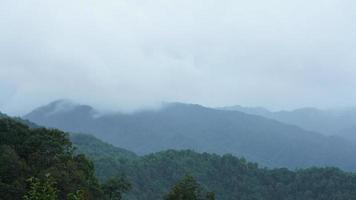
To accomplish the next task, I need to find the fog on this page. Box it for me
[1,0,356,115]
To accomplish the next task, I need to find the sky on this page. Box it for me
[1,0,356,115]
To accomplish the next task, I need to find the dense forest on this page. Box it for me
[0,117,131,200]
[73,135,356,200]
[2,116,356,200]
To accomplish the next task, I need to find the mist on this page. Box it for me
[1,0,356,115]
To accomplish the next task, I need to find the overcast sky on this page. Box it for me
[1,0,356,115]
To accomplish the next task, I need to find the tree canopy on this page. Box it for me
[0,118,101,199]
[76,145,356,200]
[164,175,215,200]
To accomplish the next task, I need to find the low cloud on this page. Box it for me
[1,0,356,115]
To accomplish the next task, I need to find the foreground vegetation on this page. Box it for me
[2,116,356,200]
[0,118,129,199]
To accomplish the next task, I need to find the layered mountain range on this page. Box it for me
[3,116,356,200]
[24,100,356,171]
[220,105,356,141]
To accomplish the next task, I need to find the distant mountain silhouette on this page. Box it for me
[338,125,356,143]
[221,105,356,139]
[25,100,356,171]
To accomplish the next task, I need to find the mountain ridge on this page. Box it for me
[24,100,356,171]
[3,116,356,200]
[221,105,356,139]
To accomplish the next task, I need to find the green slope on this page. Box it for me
[70,133,138,161]
[3,113,356,200]
[0,111,39,128]
[0,117,102,199]
[72,135,356,200]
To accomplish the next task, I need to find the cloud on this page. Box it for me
[1,0,356,115]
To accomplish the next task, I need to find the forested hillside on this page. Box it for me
[0,117,102,199]
[72,134,356,200]
[2,115,356,200]
[70,133,138,160]
[3,0,356,199]
[0,111,38,128]
[0,117,132,200]
[26,100,356,171]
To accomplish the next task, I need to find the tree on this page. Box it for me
[164,175,215,200]
[67,189,85,200]
[102,175,132,200]
[23,174,58,200]
[0,118,103,199]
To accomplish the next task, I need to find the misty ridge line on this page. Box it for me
[21,98,356,116]
[23,99,356,140]
[23,99,356,172]
[2,0,356,199]
[2,0,356,116]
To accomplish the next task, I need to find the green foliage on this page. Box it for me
[23,174,58,200]
[70,133,137,182]
[164,175,215,200]
[67,189,85,200]
[0,145,27,199]
[0,118,102,199]
[77,145,356,200]
[0,111,38,128]
[102,175,132,200]
[3,113,356,200]
[70,134,137,160]
[0,112,6,118]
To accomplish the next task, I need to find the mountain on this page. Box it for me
[338,126,356,143]
[72,139,356,200]
[68,133,356,200]
[70,133,138,183]
[25,100,356,171]
[3,116,356,200]
[218,105,273,117]
[25,99,96,132]
[221,105,356,138]
[70,133,138,161]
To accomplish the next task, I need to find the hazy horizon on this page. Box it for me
[5,98,356,117]
[1,0,356,115]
